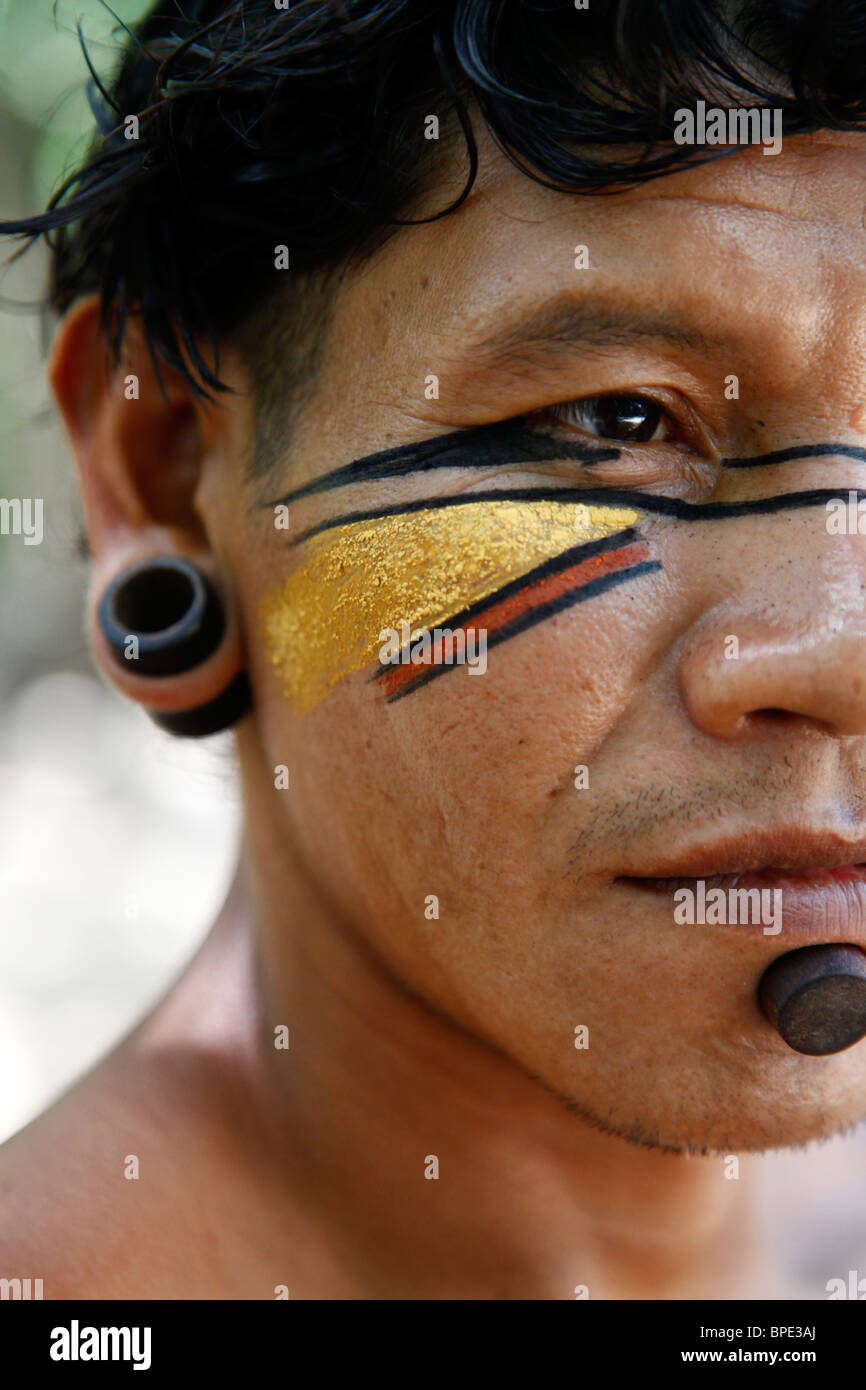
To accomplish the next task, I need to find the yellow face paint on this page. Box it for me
[261,498,641,714]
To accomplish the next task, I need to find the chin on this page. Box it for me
[710,1085,866,1155]
[550,1063,866,1156]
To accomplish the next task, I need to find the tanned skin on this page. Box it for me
[1,126,866,1299]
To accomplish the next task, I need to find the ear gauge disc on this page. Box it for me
[147,671,251,737]
[97,556,251,736]
[98,556,225,676]
[758,944,866,1055]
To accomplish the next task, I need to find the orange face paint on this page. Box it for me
[261,497,643,714]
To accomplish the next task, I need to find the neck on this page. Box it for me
[177,733,779,1299]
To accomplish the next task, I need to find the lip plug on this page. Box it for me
[758,944,866,1055]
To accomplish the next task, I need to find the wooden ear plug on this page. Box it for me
[758,944,866,1055]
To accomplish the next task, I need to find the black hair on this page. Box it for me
[3,0,866,470]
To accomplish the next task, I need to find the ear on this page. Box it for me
[48,294,248,718]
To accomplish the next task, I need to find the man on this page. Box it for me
[1,0,866,1299]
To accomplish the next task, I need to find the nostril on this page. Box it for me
[749,707,840,737]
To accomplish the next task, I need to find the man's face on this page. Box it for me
[207,128,866,1153]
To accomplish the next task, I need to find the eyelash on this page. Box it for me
[527,391,691,448]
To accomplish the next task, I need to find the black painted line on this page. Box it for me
[723,444,866,469]
[293,485,866,544]
[267,426,866,509]
[370,527,640,684]
[263,421,620,506]
[383,560,663,702]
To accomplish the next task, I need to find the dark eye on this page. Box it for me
[550,394,673,444]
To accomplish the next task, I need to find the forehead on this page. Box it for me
[265,125,866,502]
[410,122,866,269]
[347,126,866,378]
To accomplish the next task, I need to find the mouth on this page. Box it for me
[625,863,866,894]
[614,831,866,941]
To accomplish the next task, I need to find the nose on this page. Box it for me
[678,528,866,740]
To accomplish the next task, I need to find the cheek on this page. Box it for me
[254,586,662,924]
[241,508,683,1068]
[257,496,645,716]
[248,599,663,1065]
[245,496,677,984]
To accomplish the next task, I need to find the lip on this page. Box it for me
[616,828,866,942]
[629,864,866,893]
[620,828,866,881]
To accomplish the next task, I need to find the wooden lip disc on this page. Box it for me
[758,944,866,1055]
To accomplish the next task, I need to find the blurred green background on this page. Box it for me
[0,0,239,1145]
[0,0,153,213]
[0,0,154,698]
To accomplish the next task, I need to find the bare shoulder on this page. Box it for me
[0,1060,140,1296]
[0,911,310,1298]
[0,1034,288,1299]
[0,1040,203,1298]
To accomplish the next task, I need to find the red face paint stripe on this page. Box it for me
[379,539,652,698]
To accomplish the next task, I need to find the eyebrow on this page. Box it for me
[463,293,719,368]
[262,296,723,508]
